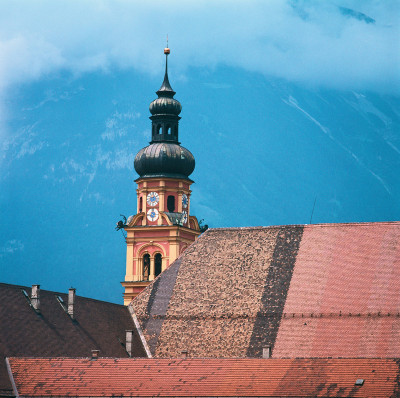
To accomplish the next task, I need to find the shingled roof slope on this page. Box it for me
[131,222,400,359]
[0,283,147,396]
[7,357,400,397]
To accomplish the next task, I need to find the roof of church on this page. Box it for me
[7,357,400,397]
[0,283,147,396]
[131,221,400,359]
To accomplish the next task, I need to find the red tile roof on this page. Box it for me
[0,283,147,396]
[7,357,400,397]
[274,222,400,358]
[131,222,400,359]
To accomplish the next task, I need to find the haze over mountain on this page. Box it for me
[1,1,399,303]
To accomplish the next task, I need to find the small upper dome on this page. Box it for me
[134,47,195,180]
[134,142,195,179]
[149,97,182,116]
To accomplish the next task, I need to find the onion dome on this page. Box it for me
[134,142,195,179]
[149,97,182,116]
[134,47,195,180]
[149,49,182,116]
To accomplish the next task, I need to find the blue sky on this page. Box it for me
[1,1,399,303]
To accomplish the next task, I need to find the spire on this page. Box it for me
[156,42,176,98]
[149,44,182,144]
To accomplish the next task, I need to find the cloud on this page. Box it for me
[101,111,140,141]
[1,123,47,171]
[86,192,115,205]
[0,239,24,257]
[58,141,135,200]
[0,0,398,96]
[22,87,85,111]
[16,140,47,159]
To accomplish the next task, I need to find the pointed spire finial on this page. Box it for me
[164,35,170,56]
[158,37,175,98]
[164,35,170,73]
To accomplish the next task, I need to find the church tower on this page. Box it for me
[121,47,200,304]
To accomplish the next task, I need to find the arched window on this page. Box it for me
[157,125,162,134]
[167,125,171,135]
[139,197,143,213]
[143,254,150,281]
[167,195,175,212]
[155,253,162,277]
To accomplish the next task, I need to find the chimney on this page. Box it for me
[181,350,188,358]
[91,349,100,360]
[126,330,133,357]
[31,284,40,312]
[262,346,271,359]
[68,288,76,319]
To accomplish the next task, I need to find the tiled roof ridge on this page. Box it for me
[207,220,400,232]
[8,356,398,361]
[9,356,399,398]
[135,312,400,319]
[0,282,124,307]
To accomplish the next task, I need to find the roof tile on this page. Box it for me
[132,222,400,359]
[0,283,147,394]
[8,357,400,397]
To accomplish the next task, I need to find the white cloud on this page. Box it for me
[16,140,47,159]
[0,0,397,94]
[89,145,135,172]
[101,111,140,141]
[57,140,135,200]
[86,191,115,205]
[61,159,86,174]
[0,123,47,170]
[0,239,24,256]
[22,87,85,111]
[0,35,63,91]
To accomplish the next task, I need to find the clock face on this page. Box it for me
[147,208,159,222]
[182,210,188,224]
[182,193,188,209]
[147,192,159,207]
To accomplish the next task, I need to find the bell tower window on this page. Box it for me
[143,254,150,281]
[139,197,143,213]
[167,195,175,212]
[155,253,162,277]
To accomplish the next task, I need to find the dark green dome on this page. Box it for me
[149,97,182,116]
[134,142,195,179]
[134,48,195,180]
[134,142,195,178]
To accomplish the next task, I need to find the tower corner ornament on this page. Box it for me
[120,47,201,305]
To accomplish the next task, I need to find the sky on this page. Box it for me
[0,1,399,98]
[1,0,399,303]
